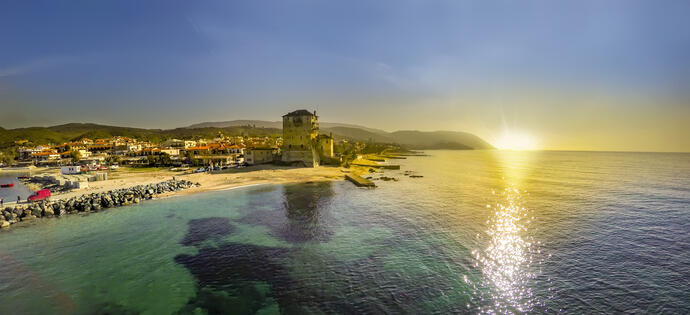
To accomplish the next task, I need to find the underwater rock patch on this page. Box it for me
[180,217,235,247]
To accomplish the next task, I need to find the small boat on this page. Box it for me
[0,182,14,188]
[17,176,30,179]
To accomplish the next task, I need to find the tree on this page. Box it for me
[70,150,81,164]
[159,153,172,166]
[105,155,121,165]
[0,147,17,165]
[146,155,157,166]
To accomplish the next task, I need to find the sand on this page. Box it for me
[52,165,346,201]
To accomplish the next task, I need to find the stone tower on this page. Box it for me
[281,109,320,166]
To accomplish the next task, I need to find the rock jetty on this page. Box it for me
[0,179,199,229]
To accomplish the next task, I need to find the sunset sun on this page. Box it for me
[495,131,539,150]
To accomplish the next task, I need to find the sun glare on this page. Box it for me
[495,132,538,150]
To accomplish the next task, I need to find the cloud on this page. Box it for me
[0,56,77,78]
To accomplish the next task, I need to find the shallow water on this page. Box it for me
[0,151,688,314]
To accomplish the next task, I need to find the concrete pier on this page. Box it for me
[345,174,376,187]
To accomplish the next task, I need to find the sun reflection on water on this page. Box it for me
[472,185,541,314]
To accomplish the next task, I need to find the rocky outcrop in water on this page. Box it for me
[0,179,199,229]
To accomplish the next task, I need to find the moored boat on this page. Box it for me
[0,182,14,188]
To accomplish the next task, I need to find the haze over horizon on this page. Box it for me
[1,1,689,152]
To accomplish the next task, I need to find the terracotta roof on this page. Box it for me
[185,146,211,151]
[282,109,315,117]
[32,151,58,156]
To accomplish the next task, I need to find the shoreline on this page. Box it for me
[1,165,347,228]
[130,165,346,200]
[8,164,345,203]
[1,154,409,228]
[152,183,271,202]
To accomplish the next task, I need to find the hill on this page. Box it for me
[322,126,394,143]
[189,120,492,149]
[188,120,282,129]
[323,127,493,150]
[0,122,493,150]
[188,120,389,136]
[389,130,493,150]
[0,123,280,148]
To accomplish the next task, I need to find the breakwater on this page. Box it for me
[0,179,199,229]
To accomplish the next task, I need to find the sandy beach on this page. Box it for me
[1,154,391,206]
[51,165,346,201]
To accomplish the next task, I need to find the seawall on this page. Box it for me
[0,179,199,229]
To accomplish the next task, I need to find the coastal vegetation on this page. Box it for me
[0,122,493,152]
[0,123,281,150]
[0,147,17,164]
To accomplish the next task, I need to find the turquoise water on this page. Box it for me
[0,151,688,313]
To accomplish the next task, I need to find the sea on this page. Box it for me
[0,150,688,314]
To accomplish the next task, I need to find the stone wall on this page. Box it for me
[281,112,319,166]
[0,179,199,229]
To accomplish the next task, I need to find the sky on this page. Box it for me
[1,0,689,152]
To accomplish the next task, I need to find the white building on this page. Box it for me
[61,165,82,175]
[246,147,277,165]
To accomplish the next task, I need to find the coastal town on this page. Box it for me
[1,110,354,170]
[0,110,406,228]
[2,110,347,178]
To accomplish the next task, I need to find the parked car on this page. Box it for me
[28,189,51,202]
[110,165,119,170]
[194,167,206,173]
